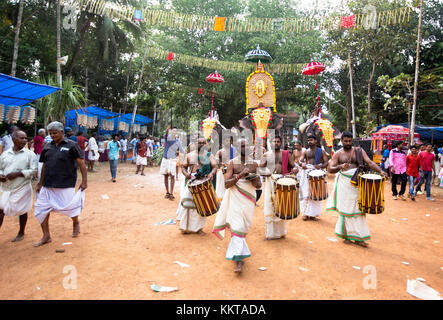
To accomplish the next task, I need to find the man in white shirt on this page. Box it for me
[87,132,99,172]
[0,130,37,242]
[120,135,128,163]
[0,126,19,154]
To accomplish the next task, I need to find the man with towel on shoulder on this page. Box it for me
[297,135,329,221]
[327,131,386,247]
[177,137,217,235]
[213,138,262,273]
[259,136,298,240]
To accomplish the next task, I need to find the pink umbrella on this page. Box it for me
[302,61,325,118]
[206,71,224,118]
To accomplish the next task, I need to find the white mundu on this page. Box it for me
[263,174,287,239]
[299,165,325,218]
[326,168,370,242]
[176,181,206,233]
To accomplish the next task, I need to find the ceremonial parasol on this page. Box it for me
[302,61,325,118]
[206,71,224,118]
[244,45,273,64]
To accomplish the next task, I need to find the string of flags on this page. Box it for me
[64,0,413,34]
[147,47,308,74]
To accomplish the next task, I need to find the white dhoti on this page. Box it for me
[298,165,323,218]
[175,177,186,219]
[263,177,287,239]
[159,158,177,176]
[213,179,256,261]
[136,155,147,166]
[326,168,370,242]
[88,150,99,161]
[34,187,85,224]
[0,183,33,216]
[215,168,226,201]
[176,181,206,233]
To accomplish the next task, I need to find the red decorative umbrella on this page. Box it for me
[206,71,224,118]
[371,125,421,150]
[302,61,325,118]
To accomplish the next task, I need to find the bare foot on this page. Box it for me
[303,216,309,221]
[344,239,351,244]
[12,234,25,242]
[357,241,369,248]
[72,222,80,237]
[234,261,244,273]
[310,217,318,221]
[197,230,206,236]
[34,236,52,247]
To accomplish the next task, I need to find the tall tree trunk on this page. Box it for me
[67,13,92,76]
[367,61,376,127]
[10,0,24,77]
[56,0,61,87]
[345,85,351,131]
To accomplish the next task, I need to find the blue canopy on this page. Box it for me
[65,106,152,134]
[0,73,60,106]
[377,123,443,141]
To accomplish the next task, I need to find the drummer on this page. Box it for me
[214,134,232,201]
[326,132,387,247]
[260,136,298,240]
[212,138,262,273]
[177,137,217,235]
[298,135,329,221]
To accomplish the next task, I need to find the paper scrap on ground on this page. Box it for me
[426,214,430,217]
[292,290,297,294]
[402,218,408,221]
[154,219,176,226]
[434,241,440,244]
[406,279,442,300]
[327,237,338,242]
[402,261,410,265]
[151,284,178,293]
[173,261,190,268]
[62,242,72,246]
[416,277,426,282]
[299,267,309,272]
[258,267,267,271]
[101,194,110,200]
[352,266,361,270]
[308,241,313,244]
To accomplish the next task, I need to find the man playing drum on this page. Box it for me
[214,134,232,201]
[326,132,387,247]
[177,137,217,235]
[260,136,298,240]
[298,135,329,221]
[213,138,262,273]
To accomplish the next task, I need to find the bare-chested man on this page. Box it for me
[213,138,262,273]
[176,137,217,235]
[260,136,298,240]
[292,141,305,164]
[298,135,329,221]
[214,135,232,201]
[326,131,387,247]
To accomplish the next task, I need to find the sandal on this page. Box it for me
[169,194,175,200]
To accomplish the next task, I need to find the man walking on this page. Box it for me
[34,121,87,247]
[107,134,120,182]
[160,128,184,199]
[406,145,421,201]
[87,132,99,172]
[389,141,407,200]
[30,128,46,180]
[415,143,436,201]
[0,130,37,242]
[120,135,128,163]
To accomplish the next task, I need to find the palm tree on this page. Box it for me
[35,76,85,126]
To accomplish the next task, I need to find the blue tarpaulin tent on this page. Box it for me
[0,73,60,106]
[65,106,153,135]
[377,123,443,142]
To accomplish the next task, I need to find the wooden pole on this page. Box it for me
[348,52,357,138]
[410,0,423,145]
[129,44,149,140]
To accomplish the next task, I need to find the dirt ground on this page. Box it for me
[0,161,442,300]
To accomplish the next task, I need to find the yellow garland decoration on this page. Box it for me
[315,118,335,147]
[66,0,413,34]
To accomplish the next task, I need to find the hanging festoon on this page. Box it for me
[241,45,282,139]
[302,61,325,118]
[202,71,225,140]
